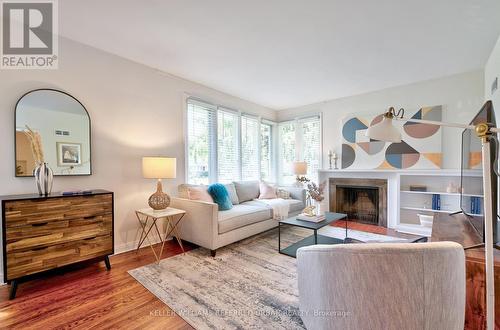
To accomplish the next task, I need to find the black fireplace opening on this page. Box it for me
[336,185,379,225]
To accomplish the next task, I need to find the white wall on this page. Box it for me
[485,35,500,117]
[0,37,275,281]
[277,70,485,169]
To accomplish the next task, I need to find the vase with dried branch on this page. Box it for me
[24,126,53,195]
[306,181,326,215]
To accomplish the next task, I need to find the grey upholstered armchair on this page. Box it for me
[297,242,465,330]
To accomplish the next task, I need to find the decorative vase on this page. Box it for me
[33,163,53,196]
[312,199,323,216]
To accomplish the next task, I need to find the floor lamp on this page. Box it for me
[366,106,498,330]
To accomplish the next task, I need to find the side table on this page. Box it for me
[135,207,186,263]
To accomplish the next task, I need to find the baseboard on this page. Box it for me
[113,236,173,255]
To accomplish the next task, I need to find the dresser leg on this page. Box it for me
[9,280,18,300]
[104,255,111,270]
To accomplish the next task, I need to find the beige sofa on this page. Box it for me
[171,181,306,256]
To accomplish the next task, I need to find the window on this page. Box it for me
[186,98,278,184]
[260,122,273,182]
[241,115,260,180]
[186,99,216,184]
[218,109,240,183]
[278,115,321,184]
[300,116,321,181]
[278,121,296,184]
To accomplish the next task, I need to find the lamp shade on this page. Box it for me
[142,157,176,179]
[292,161,308,175]
[365,116,402,143]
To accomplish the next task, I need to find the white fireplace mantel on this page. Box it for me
[317,168,478,236]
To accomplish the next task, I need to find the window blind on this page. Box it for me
[241,115,260,180]
[186,99,216,184]
[260,122,273,182]
[278,121,296,184]
[217,108,240,183]
[299,116,321,182]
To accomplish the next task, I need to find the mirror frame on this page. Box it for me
[14,88,92,177]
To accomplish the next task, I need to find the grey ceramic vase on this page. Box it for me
[33,162,54,196]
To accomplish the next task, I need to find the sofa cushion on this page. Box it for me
[225,183,239,205]
[233,181,260,203]
[178,184,202,199]
[243,199,304,215]
[218,204,272,234]
[187,186,214,203]
[208,184,233,211]
[286,199,305,213]
[259,182,277,199]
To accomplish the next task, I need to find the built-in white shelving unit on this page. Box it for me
[398,171,483,236]
[318,169,484,238]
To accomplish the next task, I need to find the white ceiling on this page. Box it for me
[59,0,500,110]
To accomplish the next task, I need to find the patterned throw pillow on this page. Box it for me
[276,188,290,199]
[207,183,233,211]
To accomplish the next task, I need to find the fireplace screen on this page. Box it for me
[336,186,379,224]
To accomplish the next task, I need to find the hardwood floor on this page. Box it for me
[332,219,418,239]
[0,223,410,329]
[0,241,196,329]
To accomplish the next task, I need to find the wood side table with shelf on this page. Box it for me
[135,207,186,263]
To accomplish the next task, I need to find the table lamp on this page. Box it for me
[292,161,309,186]
[142,157,176,211]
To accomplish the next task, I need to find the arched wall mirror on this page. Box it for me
[15,89,92,176]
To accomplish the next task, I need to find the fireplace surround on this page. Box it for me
[329,178,388,227]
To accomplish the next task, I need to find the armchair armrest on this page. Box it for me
[170,197,219,250]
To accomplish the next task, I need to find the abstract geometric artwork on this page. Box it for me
[341,106,443,169]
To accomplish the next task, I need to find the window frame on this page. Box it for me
[184,96,279,184]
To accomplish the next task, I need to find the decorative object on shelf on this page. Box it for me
[432,194,441,210]
[446,182,459,193]
[470,196,482,215]
[341,105,442,169]
[409,185,427,192]
[142,157,176,211]
[328,150,338,170]
[417,214,434,227]
[24,126,53,195]
[292,161,309,186]
[365,101,498,329]
[302,205,317,217]
[33,163,54,196]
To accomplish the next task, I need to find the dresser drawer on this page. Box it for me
[6,234,113,280]
[6,214,112,252]
[4,194,113,228]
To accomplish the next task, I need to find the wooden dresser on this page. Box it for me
[431,213,500,330]
[1,190,114,299]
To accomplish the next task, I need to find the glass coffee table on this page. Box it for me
[279,212,348,257]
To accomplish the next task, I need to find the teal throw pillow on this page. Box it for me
[208,183,233,211]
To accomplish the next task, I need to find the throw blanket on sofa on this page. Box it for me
[257,198,290,220]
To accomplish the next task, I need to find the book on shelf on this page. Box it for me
[297,214,326,223]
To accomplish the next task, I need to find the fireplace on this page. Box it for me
[330,178,387,227]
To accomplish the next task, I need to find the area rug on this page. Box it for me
[128,226,406,329]
[319,226,409,242]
